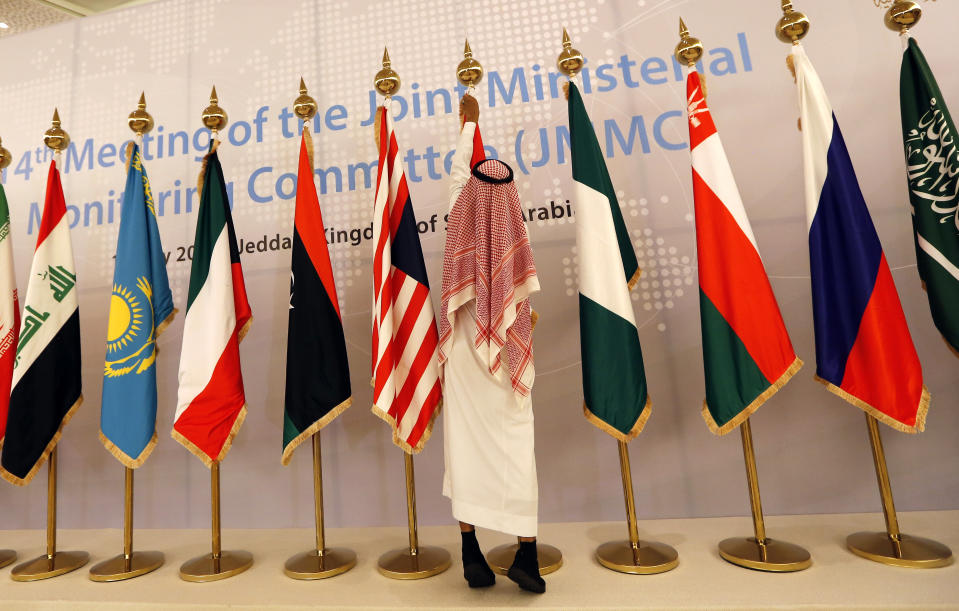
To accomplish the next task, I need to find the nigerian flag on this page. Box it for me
[900,37,959,355]
[568,81,650,441]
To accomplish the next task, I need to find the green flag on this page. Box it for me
[900,37,959,355]
[568,81,650,441]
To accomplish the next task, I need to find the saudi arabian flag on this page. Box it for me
[900,37,959,355]
[568,81,650,441]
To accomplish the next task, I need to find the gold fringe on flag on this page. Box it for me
[0,395,83,486]
[702,356,803,436]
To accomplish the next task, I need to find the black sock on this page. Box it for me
[461,530,495,588]
[508,540,546,594]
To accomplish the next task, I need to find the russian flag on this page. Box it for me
[792,45,929,433]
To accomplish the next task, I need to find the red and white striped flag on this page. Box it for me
[370,106,442,454]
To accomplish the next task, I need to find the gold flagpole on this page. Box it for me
[12,447,89,580]
[177,88,253,583]
[718,419,812,571]
[676,19,811,572]
[595,440,678,574]
[283,82,357,579]
[555,27,676,576]
[0,137,15,572]
[774,0,950,569]
[371,51,450,580]
[377,451,451,578]
[846,414,952,567]
[455,39,562,575]
[11,114,89,582]
[90,92,164,583]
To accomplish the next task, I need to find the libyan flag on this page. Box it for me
[899,36,959,356]
[1,160,81,485]
[567,81,650,441]
[173,141,252,466]
[282,128,352,465]
[686,69,802,434]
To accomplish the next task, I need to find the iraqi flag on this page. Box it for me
[0,160,81,485]
[173,141,252,465]
[567,80,651,441]
[0,184,19,450]
[282,128,351,465]
[687,69,802,435]
[792,45,929,433]
[371,105,442,454]
[899,36,959,356]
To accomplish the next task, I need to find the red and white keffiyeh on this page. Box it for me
[439,159,539,397]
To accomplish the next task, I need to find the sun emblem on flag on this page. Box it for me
[104,277,157,377]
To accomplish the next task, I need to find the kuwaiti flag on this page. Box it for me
[0,183,19,450]
[371,105,442,453]
[282,128,351,465]
[899,36,959,356]
[687,69,802,435]
[567,81,650,441]
[0,159,81,485]
[100,143,176,468]
[792,45,929,433]
[173,141,252,465]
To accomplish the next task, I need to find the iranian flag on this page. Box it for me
[173,142,252,466]
[899,36,959,356]
[568,80,651,441]
[0,184,19,449]
[687,70,802,434]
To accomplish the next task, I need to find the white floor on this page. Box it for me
[0,511,957,609]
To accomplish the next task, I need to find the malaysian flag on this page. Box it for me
[371,106,442,454]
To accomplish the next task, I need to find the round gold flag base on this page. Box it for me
[11,551,89,582]
[0,550,16,570]
[284,547,357,580]
[847,532,953,568]
[487,543,563,576]
[718,537,811,572]
[178,551,253,582]
[89,551,164,582]
[377,546,450,580]
[595,540,678,575]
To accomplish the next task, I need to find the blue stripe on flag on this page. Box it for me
[391,195,431,288]
[808,116,883,385]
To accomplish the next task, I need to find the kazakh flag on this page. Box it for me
[899,37,959,356]
[99,143,175,468]
[568,81,651,441]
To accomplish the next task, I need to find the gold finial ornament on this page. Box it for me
[44,108,70,152]
[557,28,584,78]
[776,0,810,44]
[884,1,922,33]
[0,138,11,171]
[201,85,228,133]
[675,18,704,67]
[128,92,154,136]
[374,48,401,97]
[293,77,318,122]
[456,39,484,88]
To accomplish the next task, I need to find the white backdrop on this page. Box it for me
[0,0,956,532]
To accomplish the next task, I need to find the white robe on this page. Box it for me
[441,123,538,537]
